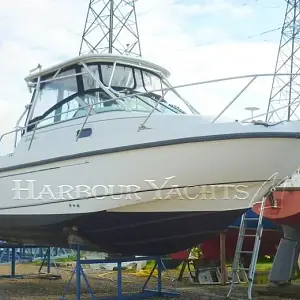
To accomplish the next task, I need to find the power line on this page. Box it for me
[246,26,282,40]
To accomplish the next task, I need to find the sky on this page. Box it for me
[0,0,289,152]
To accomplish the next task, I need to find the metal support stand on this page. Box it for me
[220,231,228,285]
[62,245,179,300]
[11,247,17,278]
[269,225,300,284]
[0,245,61,279]
[177,261,187,282]
[38,247,61,279]
[0,247,23,279]
[0,244,74,264]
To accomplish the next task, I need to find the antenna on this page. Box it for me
[79,0,142,57]
[245,106,260,121]
[266,0,300,122]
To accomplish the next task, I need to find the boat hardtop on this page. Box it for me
[25,53,170,83]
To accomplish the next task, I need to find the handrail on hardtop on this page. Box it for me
[0,72,299,152]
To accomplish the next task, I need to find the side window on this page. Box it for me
[32,82,59,120]
[36,110,56,128]
[101,64,114,86]
[60,99,82,121]
[110,65,134,88]
[31,68,78,125]
[36,98,83,128]
[142,70,162,92]
[100,64,134,89]
[134,69,146,92]
[82,65,101,90]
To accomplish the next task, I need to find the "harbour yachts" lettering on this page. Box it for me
[11,177,254,202]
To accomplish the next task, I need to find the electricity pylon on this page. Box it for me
[266,0,300,122]
[79,0,142,57]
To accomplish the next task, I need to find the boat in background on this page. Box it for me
[252,170,300,227]
[170,209,282,262]
[0,54,300,256]
[198,209,282,261]
[252,170,300,284]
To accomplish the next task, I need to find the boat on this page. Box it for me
[169,209,282,262]
[197,209,282,261]
[252,170,300,227]
[252,170,300,284]
[0,53,300,256]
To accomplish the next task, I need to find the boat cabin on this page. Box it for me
[23,54,191,132]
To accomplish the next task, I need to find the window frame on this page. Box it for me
[25,62,185,132]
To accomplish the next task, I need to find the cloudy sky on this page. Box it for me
[0,0,288,151]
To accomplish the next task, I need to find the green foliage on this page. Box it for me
[144,260,155,270]
[29,255,76,266]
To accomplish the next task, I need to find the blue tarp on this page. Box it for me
[231,209,280,230]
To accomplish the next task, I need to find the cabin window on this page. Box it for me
[142,70,161,92]
[110,66,134,88]
[101,64,134,89]
[134,69,163,95]
[27,61,186,131]
[80,91,121,113]
[134,70,145,92]
[82,65,100,90]
[56,97,85,122]
[122,96,160,112]
[100,64,113,86]
[36,97,86,128]
[32,69,78,120]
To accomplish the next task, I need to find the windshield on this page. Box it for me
[27,62,186,130]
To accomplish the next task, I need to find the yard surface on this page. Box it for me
[0,263,299,300]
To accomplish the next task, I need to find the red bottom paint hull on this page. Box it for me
[170,228,282,261]
[253,190,300,227]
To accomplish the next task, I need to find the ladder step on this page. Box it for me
[240,234,257,237]
[232,267,250,271]
[243,218,259,221]
[237,250,253,254]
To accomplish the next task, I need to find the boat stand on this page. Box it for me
[0,247,23,279]
[269,225,300,284]
[0,245,61,279]
[37,247,61,279]
[61,246,179,300]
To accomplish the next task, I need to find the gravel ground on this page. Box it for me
[0,264,299,300]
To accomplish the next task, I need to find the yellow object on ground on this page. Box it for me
[128,269,158,278]
[97,271,115,278]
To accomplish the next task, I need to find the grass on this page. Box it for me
[256,262,273,272]
[30,255,76,266]
[144,260,156,270]
[27,254,275,275]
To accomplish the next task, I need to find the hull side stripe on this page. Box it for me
[1,131,300,173]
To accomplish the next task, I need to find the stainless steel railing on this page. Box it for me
[1,72,299,153]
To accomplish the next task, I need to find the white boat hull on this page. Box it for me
[0,136,298,215]
[1,113,300,254]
